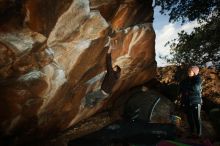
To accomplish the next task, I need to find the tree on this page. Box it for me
[155,0,220,66]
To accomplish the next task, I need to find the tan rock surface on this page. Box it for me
[0,0,155,143]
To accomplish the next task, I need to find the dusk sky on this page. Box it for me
[153,6,200,66]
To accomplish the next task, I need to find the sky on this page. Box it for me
[153,7,201,66]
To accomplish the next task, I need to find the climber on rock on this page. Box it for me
[179,66,202,137]
[101,46,121,94]
[84,45,121,107]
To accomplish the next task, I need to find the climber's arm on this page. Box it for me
[106,47,113,72]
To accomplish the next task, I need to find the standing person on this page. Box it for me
[84,46,121,107]
[179,66,202,137]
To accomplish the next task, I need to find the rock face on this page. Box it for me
[0,0,155,143]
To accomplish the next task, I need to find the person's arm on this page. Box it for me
[194,75,202,85]
[105,47,113,72]
[191,76,202,91]
[193,75,203,102]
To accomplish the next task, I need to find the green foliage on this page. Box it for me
[155,0,220,66]
[154,0,220,23]
[165,17,220,66]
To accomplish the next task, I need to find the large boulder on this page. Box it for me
[0,0,155,144]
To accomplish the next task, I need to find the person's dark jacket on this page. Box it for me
[101,53,120,94]
[180,75,202,106]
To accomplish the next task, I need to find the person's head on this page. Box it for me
[188,66,199,77]
[113,65,121,77]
